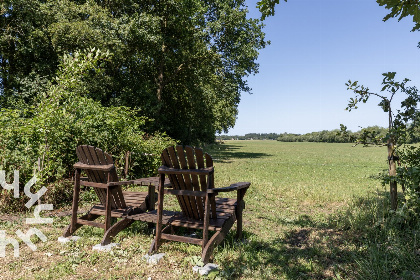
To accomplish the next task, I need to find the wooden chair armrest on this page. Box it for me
[158,166,214,175]
[80,180,135,189]
[108,180,135,186]
[73,162,115,172]
[207,182,251,194]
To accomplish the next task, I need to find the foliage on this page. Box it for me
[0,0,268,144]
[0,48,175,212]
[256,0,288,20]
[256,0,420,28]
[377,0,420,31]
[345,70,420,211]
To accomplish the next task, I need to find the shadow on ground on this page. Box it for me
[205,144,271,163]
[217,193,420,279]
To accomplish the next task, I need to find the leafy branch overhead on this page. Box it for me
[377,0,420,31]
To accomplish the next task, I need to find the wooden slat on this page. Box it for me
[81,146,108,205]
[128,210,177,223]
[204,153,217,219]
[164,189,206,197]
[162,149,179,189]
[158,167,214,175]
[205,153,213,168]
[168,147,190,217]
[161,149,185,214]
[83,146,105,183]
[80,181,108,188]
[77,146,97,186]
[90,147,122,209]
[161,233,202,245]
[133,177,171,188]
[73,162,115,171]
[177,146,199,220]
[76,218,106,229]
[186,146,205,219]
[174,146,194,218]
[194,148,208,193]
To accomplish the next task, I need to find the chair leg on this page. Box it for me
[148,225,171,254]
[236,189,247,239]
[201,231,221,264]
[236,200,245,239]
[101,218,134,246]
[201,214,236,264]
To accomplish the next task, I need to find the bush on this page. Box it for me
[0,48,176,213]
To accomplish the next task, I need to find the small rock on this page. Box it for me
[143,253,165,265]
[92,243,120,252]
[193,263,219,276]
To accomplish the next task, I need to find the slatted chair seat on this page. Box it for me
[147,145,250,264]
[129,197,237,231]
[62,145,167,245]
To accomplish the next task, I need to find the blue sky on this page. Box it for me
[227,0,420,135]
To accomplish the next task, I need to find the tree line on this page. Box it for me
[218,126,420,144]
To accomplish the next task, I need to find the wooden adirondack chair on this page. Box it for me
[147,145,250,264]
[62,145,165,245]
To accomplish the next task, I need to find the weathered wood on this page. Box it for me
[76,218,106,229]
[202,213,236,264]
[177,146,199,220]
[73,162,115,171]
[207,182,250,194]
[158,166,214,175]
[102,218,134,246]
[62,145,167,245]
[154,173,166,251]
[161,233,202,245]
[186,146,205,218]
[164,189,206,197]
[149,145,251,264]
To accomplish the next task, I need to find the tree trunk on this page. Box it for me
[387,137,398,210]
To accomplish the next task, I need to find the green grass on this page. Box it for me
[1,141,419,279]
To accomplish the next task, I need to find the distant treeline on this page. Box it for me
[217,126,420,143]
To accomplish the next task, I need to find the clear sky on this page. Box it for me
[227,0,420,135]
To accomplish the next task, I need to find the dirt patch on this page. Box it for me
[285,228,312,248]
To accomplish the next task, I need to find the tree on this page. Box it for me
[345,0,420,211]
[346,73,419,210]
[0,0,268,144]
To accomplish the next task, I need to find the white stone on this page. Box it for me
[58,236,81,243]
[192,263,219,276]
[92,243,120,251]
[143,253,165,264]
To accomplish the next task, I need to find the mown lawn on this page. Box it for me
[2,141,417,279]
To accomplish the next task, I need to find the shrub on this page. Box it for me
[0,48,176,212]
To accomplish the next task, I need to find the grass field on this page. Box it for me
[1,141,418,279]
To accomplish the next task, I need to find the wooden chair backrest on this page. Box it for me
[76,145,126,209]
[161,145,215,220]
